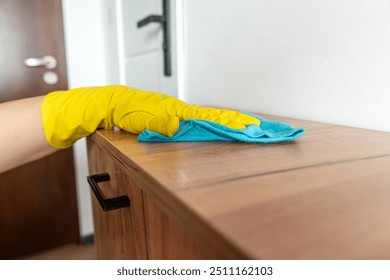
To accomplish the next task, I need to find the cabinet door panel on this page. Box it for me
[142,193,218,259]
[88,139,147,259]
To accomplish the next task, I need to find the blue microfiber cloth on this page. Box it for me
[138,112,304,143]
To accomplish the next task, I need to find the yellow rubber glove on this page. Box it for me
[41,85,260,149]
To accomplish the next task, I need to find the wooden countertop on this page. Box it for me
[89,114,390,259]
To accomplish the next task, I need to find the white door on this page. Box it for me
[113,0,178,96]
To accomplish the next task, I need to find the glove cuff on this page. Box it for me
[41,87,110,149]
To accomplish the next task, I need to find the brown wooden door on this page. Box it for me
[0,0,79,259]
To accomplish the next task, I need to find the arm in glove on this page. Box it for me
[41,85,260,149]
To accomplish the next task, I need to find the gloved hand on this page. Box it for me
[41,85,260,148]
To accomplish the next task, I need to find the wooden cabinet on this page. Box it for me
[87,115,390,259]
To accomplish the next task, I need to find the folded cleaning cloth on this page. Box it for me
[138,112,304,143]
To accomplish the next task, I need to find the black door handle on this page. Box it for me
[137,15,165,28]
[137,0,171,76]
[87,173,130,212]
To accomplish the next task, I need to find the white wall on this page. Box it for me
[62,0,118,237]
[62,0,390,236]
[182,0,390,132]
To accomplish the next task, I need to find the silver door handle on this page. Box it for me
[24,55,57,69]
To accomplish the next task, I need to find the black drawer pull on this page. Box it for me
[87,173,130,212]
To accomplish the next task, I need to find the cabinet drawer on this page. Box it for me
[87,136,218,259]
[88,139,147,259]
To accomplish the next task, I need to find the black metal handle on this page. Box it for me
[137,0,171,76]
[137,15,165,28]
[87,173,130,212]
